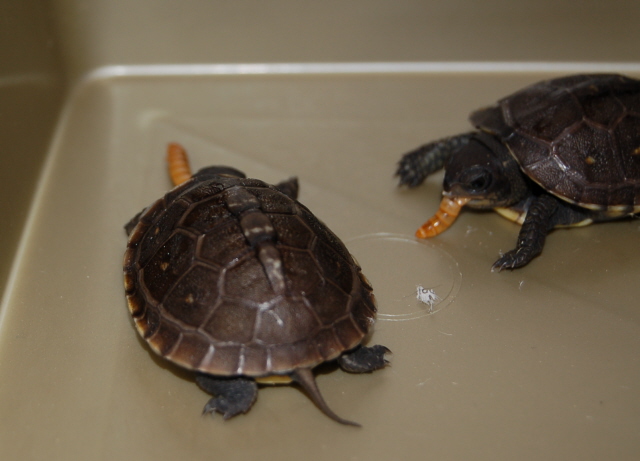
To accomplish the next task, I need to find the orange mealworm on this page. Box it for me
[167,142,193,186]
[415,196,470,238]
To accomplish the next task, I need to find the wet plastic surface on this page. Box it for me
[1,68,640,460]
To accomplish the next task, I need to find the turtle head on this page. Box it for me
[443,133,527,209]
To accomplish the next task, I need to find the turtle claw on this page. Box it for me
[491,248,534,272]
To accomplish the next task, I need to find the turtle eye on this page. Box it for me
[460,166,493,194]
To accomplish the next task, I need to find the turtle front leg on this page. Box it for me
[274,177,299,200]
[124,210,144,236]
[337,345,390,373]
[396,132,474,188]
[492,194,559,271]
[195,375,258,420]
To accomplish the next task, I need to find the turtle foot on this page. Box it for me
[337,345,391,373]
[396,148,431,188]
[492,194,556,271]
[196,375,258,420]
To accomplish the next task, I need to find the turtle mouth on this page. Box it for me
[443,190,496,210]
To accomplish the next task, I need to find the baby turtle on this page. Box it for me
[124,143,388,426]
[396,73,640,270]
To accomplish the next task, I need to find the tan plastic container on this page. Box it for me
[2,1,639,460]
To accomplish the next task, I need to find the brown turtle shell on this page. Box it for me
[470,74,640,213]
[123,172,376,377]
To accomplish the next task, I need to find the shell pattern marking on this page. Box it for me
[124,175,376,378]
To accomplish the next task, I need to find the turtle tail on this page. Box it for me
[290,368,360,427]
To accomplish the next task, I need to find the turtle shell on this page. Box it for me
[123,171,376,377]
[470,74,640,213]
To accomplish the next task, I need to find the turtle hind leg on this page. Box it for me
[396,132,474,188]
[290,368,360,427]
[337,345,390,373]
[195,375,258,420]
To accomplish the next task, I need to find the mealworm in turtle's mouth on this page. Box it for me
[415,197,470,238]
